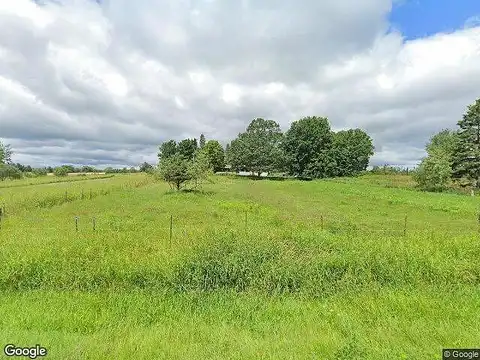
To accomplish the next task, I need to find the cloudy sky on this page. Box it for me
[0,0,479,168]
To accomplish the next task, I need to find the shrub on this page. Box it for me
[0,164,22,180]
[33,168,48,176]
[53,166,69,177]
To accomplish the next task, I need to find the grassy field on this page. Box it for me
[0,173,479,359]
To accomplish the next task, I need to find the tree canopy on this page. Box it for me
[452,99,480,187]
[158,140,177,162]
[0,141,13,165]
[282,116,333,177]
[203,140,225,172]
[227,118,284,175]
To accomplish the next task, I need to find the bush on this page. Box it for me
[413,150,452,192]
[53,166,69,177]
[33,168,48,176]
[0,164,23,180]
[156,154,192,190]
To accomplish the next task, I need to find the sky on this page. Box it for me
[0,0,479,169]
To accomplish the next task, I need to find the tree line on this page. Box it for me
[414,98,480,193]
[0,143,157,180]
[156,116,375,190]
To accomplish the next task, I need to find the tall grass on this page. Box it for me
[0,174,479,359]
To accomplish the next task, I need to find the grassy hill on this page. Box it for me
[0,173,478,359]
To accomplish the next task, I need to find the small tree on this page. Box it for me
[189,149,213,189]
[33,168,48,176]
[0,164,22,180]
[0,141,13,164]
[54,166,69,177]
[157,153,192,190]
[413,149,452,192]
[140,162,154,173]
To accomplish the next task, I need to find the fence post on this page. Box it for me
[75,216,79,232]
[403,215,407,237]
[245,210,248,233]
[90,189,92,199]
[169,215,173,246]
[93,217,96,231]
[321,215,324,230]
[81,189,84,200]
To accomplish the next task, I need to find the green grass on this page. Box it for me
[0,174,115,189]
[0,174,479,359]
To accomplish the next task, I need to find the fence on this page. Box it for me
[1,206,479,242]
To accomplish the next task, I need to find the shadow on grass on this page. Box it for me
[218,174,313,182]
[163,189,216,196]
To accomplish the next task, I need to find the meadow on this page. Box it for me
[0,173,479,359]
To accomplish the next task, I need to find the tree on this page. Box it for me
[54,166,69,177]
[282,116,333,177]
[33,168,48,176]
[413,129,460,192]
[426,129,459,158]
[452,98,480,188]
[81,166,97,173]
[189,149,213,188]
[414,148,452,192]
[228,118,284,175]
[203,140,225,172]
[158,140,177,162]
[330,129,374,176]
[0,141,13,164]
[157,154,191,190]
[199,134,206,149]
[177,138,198,161]
[0,164,22,180]
[156,151,211,191]
[139,162,154,173]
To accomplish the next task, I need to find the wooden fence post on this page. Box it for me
[169,215,173,246]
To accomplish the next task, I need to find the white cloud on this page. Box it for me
[0,0,479,168]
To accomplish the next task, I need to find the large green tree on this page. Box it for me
[426,129,459,158]
[177,138,198,161]
[331,129,374,176]
[158,140,177,162]
[228,118,284,175]
[199,134,206,149]
[452,99,480,188]
[0,141,13,164]
[203,140,225,172]
[282,116,333,177]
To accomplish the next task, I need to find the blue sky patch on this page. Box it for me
[389,0,480,39]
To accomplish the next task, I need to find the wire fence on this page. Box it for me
[1,207,479,241]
